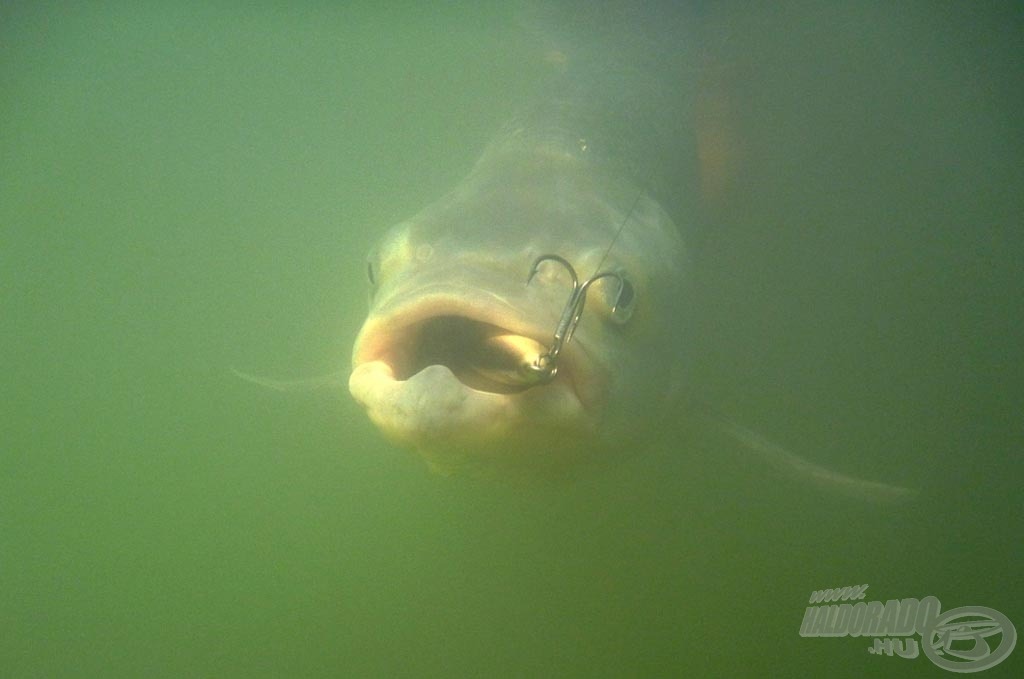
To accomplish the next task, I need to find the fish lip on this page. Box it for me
[348,285,601,459]
[350,285,585,399]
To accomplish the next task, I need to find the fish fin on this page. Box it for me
[230,367,346,392]
[688,400,919,504]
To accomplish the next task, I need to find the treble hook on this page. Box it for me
[524,254,624,383]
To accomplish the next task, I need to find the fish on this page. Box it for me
[348,136,689,475]
[347,8,695,476]
[262,6,917,500]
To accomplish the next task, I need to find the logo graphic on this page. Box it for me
[800,585,1016,673]
[923,606,1017,673]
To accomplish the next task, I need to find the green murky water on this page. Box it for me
[3,3,1021,677]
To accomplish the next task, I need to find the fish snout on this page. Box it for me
[348,294,605,467]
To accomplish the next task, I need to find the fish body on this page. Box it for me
[349,130,689,473]
[348,6,705,474]
[343,7,916,499]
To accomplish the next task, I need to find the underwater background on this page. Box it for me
[3,2,1021,677]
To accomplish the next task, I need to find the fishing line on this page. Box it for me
[592,178,648,275]
[522,170,653,385]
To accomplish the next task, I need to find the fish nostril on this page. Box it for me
[416,244,433,262]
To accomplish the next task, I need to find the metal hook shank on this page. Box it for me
[525,255,624,383]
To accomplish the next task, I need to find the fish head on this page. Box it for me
[349,143,689,474]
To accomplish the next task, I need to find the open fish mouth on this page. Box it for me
[362,314,548,395]
[348,290,594,455]
[351,289,582,392]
